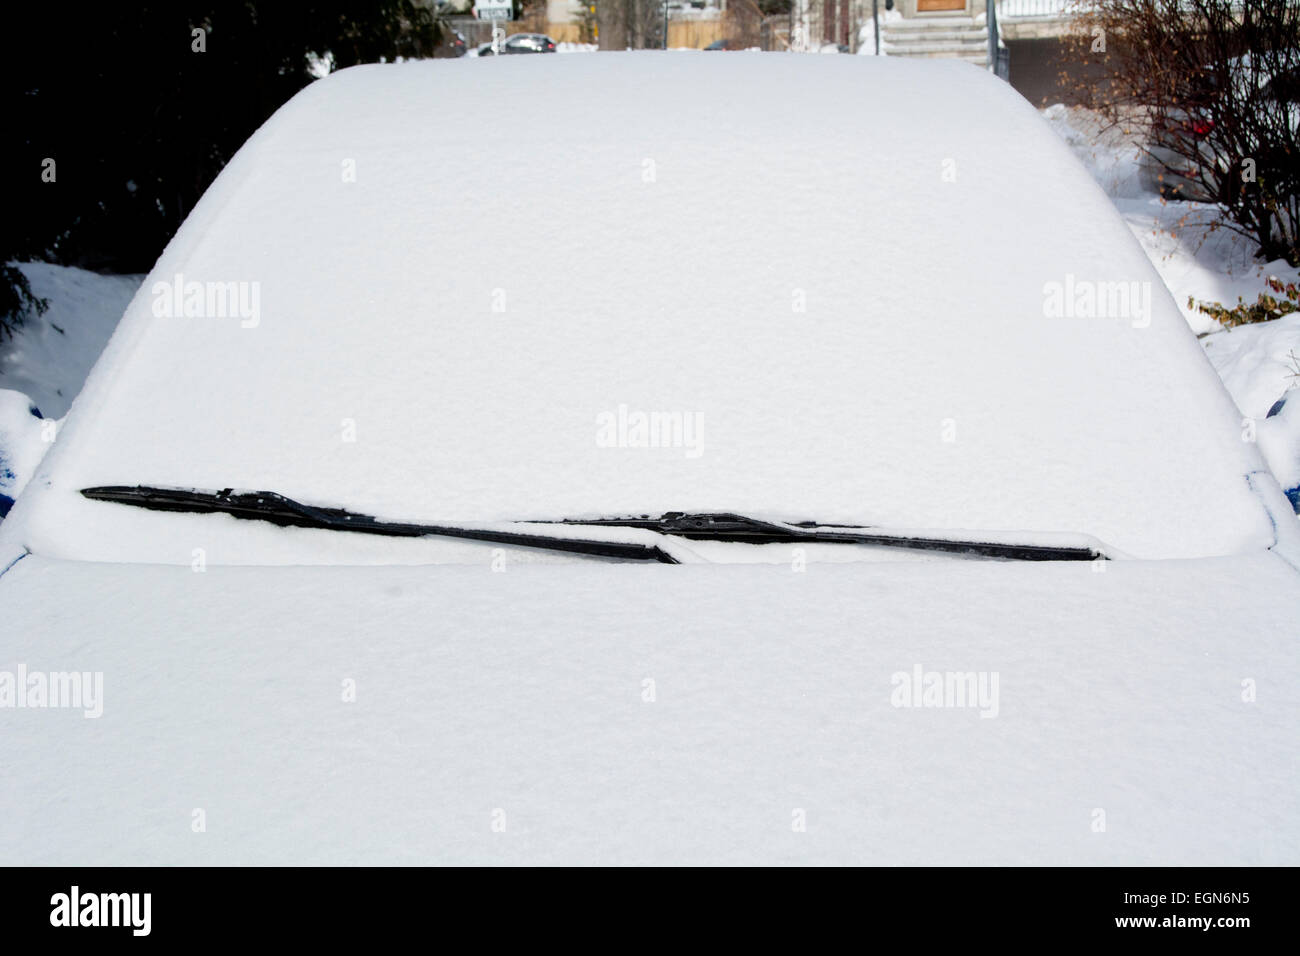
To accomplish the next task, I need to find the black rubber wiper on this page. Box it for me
[79,486,680,564]
[551,512,1109,561]
[80,487,1110,563]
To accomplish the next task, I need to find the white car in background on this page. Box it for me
[2,54,1298,865]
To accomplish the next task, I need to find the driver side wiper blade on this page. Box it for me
[79,486,681,564]
[553,512,1109,561]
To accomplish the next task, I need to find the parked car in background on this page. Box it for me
[477,33,556,55]
[704,38,744,51]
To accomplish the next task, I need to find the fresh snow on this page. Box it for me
[1041,104,1300,340]
[0,390,47,514]
[3,83,1298,533]
[1202,315,1300,420]
[0,262,141,512]
[0,55,1283,565]
[1043,103,1300,505]
[856,8,902,56]
[0,261,142,419]
[1,552,1298,865]
[1258,394,1300,500]
[2,55,1299,868]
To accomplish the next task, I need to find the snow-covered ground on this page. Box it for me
[0,390,47,518]
[0,263,141,513]
[1,262,142,418]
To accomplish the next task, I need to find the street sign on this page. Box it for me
[476,0,512,20]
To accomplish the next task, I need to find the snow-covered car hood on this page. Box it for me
[1,551,1298,865]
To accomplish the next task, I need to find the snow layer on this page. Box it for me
[0,390,48,512]
[856,8,902,56]
[1,553,1297,865]
[2,58,1299,868]
[1041,104,1300,339]
[1203,314,1300,419]
[1259,394,1300,497]
[0,262,142,419]
[0,263,141,518]
[1042,103,1300,507]
[1045,104,1300,335]
[0,55,1281,564]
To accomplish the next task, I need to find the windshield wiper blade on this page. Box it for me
[79,486,680,564]
[80,488,1108,563]
[554,512,1108,561]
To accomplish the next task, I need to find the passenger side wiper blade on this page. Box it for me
[79,486,681,564]
[553,512,1109,561]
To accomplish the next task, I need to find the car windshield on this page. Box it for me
[5,57,1280,568]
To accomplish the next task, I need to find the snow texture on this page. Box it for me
[1,552,1297,865]
[2,55,1299,867]
[0,55,1282,565]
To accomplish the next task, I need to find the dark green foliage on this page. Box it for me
[0,265,48,341]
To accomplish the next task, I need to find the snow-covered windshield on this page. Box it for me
[3,55,1279,566]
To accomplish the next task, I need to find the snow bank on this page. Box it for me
[1203,313,1300,418]
[1116,200,1300,338]
[0,390,48,515]
[1204,317,1300,504]
[0,262,141,419]
[0,263,141,517]
[856,8,901,56]
[1258,394,1300,506]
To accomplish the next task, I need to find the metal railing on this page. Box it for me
[997,0,1085,18]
